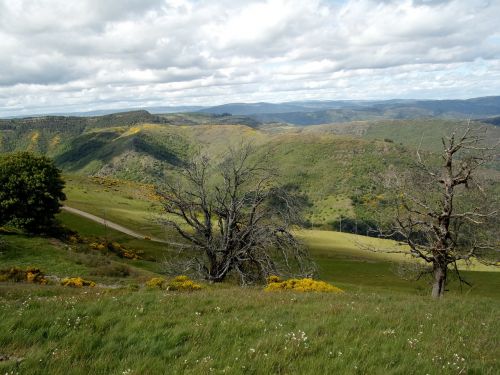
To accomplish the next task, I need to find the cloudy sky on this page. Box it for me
[1,0,499,116]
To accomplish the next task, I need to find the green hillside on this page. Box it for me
[297,118,500,152]
[1,112,499,229]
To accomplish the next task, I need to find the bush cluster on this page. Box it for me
[0,266,47,284]
[265,276,343,293]
[146,275,202,291]
[61,277,96,288]
[168,275,202,291]
[146,277,166,289]
[89,240,142,259]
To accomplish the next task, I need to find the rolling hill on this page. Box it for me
[1,109,499,229]
[199,96,500,125]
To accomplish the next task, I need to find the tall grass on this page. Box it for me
[0,284,498,374]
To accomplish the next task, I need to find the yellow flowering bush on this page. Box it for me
[89,240,142,259]
[173,275,189,282]
[267,275,281,283]
[89,242,106,251]
[265,277,343,293]
[67,234,82,244]
[0,266,47,284]
[146,277,166,289]
[61,277,96,288]
[146,275,202,291]
[168,275,202,291]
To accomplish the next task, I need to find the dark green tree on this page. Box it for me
[0,152,66,233]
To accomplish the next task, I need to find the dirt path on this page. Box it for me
[61,206,168,244]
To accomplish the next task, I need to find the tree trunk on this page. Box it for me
[208,260,228,283]
[431,263,447,298]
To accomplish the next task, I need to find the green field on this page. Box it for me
[1,217,499,374]
[0,283,498,374]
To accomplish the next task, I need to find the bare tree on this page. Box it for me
[157,144,314,284]
[378,126,498,298]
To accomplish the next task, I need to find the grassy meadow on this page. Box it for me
[0,283,498,374]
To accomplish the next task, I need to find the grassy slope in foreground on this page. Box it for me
[0,285,498,375]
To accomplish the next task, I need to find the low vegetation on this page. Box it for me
[0,285,498,374]
[264,276,343,293]
[60,277,96,288]
[0,266,47,284]
[145,276,202,291]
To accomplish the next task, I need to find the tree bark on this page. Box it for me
[431,263,447,298]
[208,258,228,283]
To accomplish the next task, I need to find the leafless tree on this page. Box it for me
[157,143,315,284]
[376,125,499,298]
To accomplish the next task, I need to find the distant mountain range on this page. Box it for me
[4,96,500,125]
[3,106,206,119]
[197,96,500,125]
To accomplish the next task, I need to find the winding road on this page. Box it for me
[61,206,168,244]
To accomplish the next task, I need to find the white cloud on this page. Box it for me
[0,0,499,116]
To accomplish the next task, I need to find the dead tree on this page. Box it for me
[382,126,498,298]
[157,144,314,284]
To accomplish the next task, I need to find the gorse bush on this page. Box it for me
[146,276,202,291]
[0,266,47,284]
[168,275,202,291]
[146,277,166,289]
[61,277,96,288]
[89,240,142,259]
[265,276,343,293]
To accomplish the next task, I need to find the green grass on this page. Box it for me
[64,175,165,238]
[61,177,500,297]
[0,230,161,284]
[0,285,498,375]
[361,119,500,153]
[298,230,500,298]
[57,211,170,268]
[0,233,89,277]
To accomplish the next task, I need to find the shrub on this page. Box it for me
[0,266,47,284]
[167,275,202,291]
[67,234,83,244]
[265,277,343,293]
[61,277,96,288]
[145,276,202,291]
[267,275,281,283]
[146,277,166,289]
[90,240,142,259]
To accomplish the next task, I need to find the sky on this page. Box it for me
[0,0,500,116]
